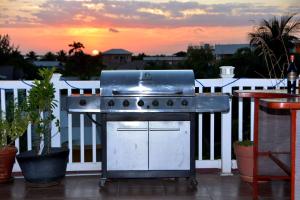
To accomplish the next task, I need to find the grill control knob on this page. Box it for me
[137,100,144,107]
[181,99,188,106]
[166,99,174,106]
[152,100,159,107]
[108,100,115,107]
[79,99,87,106]
[123,100,130,107]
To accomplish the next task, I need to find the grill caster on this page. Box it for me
[99,178,107,188]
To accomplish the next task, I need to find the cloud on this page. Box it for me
[109,28,119,33]
[1,0,299,28]
[73,14,96,22]
[181,9,208,17]
[137,8,171,17]
[193,27,203,34]
[82,2,104,11]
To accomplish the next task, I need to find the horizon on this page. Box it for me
[1,0,299,55]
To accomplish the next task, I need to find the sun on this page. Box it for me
[92,49,99,55]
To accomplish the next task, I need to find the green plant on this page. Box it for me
[235,140,253,147]
[0,101,30,149]
[27,68,59,155]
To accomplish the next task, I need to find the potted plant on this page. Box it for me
[234,140,254,182]
[0,101,29,183]
[16,68,69,185]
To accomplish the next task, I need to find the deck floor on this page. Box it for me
[0,172,291,200]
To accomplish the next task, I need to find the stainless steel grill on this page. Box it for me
[66,70,229,188]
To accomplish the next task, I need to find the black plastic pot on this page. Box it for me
[16,147,69,184]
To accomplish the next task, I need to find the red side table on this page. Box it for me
[233,90,296,199]
[259,98,300,200]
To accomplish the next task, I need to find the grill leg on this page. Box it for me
[99,178,107,188]
[187,177,198,189]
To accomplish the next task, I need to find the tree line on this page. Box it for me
[0,38,104,79]
[145,14,300,79]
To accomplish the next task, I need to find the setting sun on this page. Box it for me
[92,49,99,55]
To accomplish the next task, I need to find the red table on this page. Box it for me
[259,98,300,200]
[233,90,296,200]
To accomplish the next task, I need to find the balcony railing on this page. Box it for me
[0,74,286,174]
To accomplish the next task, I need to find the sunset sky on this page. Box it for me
[0,0,299,55]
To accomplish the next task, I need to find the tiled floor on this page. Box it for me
[0,172,291,200]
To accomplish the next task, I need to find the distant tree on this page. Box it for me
[185,45,216,78]
[56,50,67,62]
[63,42,104,79]
[132,53,147,61]
[217,47,267,78]
[26,51,38,61]
[173,51,187,57]
[249,13,300,78]
[0,34,38,79]
[63,53,104,79]
[68,42,85,55]
[42,52,56,61]
[0,34,18,63]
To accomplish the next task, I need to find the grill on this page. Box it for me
[67,70,229,188]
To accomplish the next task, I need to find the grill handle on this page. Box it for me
[150,128,180,131]
[112,90,183,96]
[117,128,148,131]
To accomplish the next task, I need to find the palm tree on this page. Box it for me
[42,51,56,61]
[56,50,67,62]
[26,51,38,61]
[68,42,85,55]
[249,14,300,78]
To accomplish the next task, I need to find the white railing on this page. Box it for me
[195,78,285,175]
[1,74,285,174]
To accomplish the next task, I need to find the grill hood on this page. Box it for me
[67,70,230,113]
[100,70,195,97]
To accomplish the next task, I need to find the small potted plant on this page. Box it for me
[0,101,29,183]
[234,140,254,182]
[17,68,69,185]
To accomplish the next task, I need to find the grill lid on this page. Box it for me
[100,70,195,97]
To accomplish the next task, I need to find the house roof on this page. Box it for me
[33,61,61,67]
[102,49,132,55]
[143,56,186,61]
[214,44,250,55]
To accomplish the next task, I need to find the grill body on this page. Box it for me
[101,113,195,179]
[66,70,230,186]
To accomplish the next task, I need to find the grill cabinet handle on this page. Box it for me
[117,128,148,131]
[112,90,183,96]
[150,128,180,131]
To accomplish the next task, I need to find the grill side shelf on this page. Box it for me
[195,94,230,113]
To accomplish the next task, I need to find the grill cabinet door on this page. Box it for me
[149,121,190,170]
[107,121,148,170]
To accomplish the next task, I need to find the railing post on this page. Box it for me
[51,73,62,147]
[221,79,233,175]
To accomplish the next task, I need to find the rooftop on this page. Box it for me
[214,44,250,55]
[102,48,133,55]
[143,56,186,61]
[33,61,62,67]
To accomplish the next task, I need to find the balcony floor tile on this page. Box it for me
[0,172,291,200]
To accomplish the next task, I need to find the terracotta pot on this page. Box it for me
[0,146,17,183]
[234,143,253,182]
